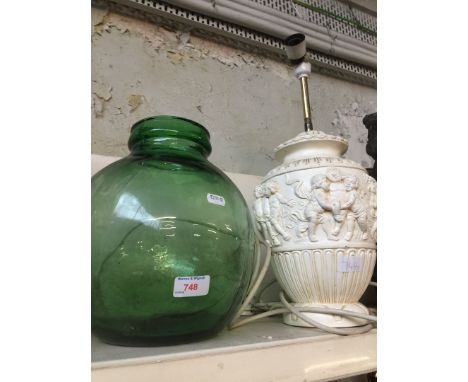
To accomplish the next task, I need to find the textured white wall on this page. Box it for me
[92,7,376,176]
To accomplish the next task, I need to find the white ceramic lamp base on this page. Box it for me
[253,130,377,330]
[283,302,370,328]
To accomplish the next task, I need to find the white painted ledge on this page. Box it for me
[92,317,376,382]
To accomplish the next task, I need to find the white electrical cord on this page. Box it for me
[229,243,271,325]
[245,233,263,296]
[279,292,374,335]
[229,237,377,335]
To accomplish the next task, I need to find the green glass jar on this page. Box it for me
[91,116,255,345]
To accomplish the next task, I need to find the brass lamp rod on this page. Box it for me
[284,33,313,132]
[300,76,313,131]
[294,62,313,132]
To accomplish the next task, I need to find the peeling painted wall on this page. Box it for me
[92,7,376,176]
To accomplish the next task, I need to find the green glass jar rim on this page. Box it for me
[130,115,210,137]
[128,115,212,157]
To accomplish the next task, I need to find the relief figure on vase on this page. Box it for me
[253,182,293,247]
[287,173,341,242]
[253,185,273,246]
[368,180,377,241]
[337,175,369,241]
[326,168,348,237]
[264,181,293,246]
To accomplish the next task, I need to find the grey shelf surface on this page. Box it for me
[93,316,341,363]
[92,317,376,382]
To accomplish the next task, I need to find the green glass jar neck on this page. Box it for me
[128,116,212,160]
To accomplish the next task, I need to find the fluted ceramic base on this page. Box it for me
[283,302,369,328]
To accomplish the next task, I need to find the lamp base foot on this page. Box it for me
[283,302,370,328]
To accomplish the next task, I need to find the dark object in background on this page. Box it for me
[363,112,377,180]
[360,112,377,309]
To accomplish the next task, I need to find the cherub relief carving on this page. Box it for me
[253,185,272,246]
[253,181,293,247]
[286,174,339,242]
[368,181,377,241]
[326,168,347,230]
[264,181,293,245]
[332,175,368,241]
[255,169,375,245]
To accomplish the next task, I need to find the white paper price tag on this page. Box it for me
[173,275,210,297]
[207,193,225,206]
[338,256,363,273]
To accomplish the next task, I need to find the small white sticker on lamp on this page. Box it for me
[338,256,363,272]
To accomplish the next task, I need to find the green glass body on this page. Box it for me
[91,116,255,345]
